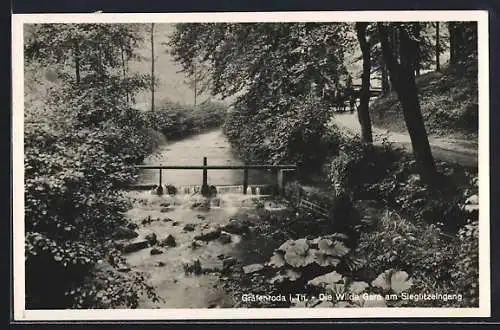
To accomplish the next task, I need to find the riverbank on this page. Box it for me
[115,127,479,308]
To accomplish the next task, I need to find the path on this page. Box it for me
[330,112,478,168]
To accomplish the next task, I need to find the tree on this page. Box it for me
[436,22,441,72]
[23,23,157,309]
[355,22,373,143]
[150,23,155,111]
[378,22,437,184]
[448,22,477,66]
[170,23,352,169]
[186,59,212,107]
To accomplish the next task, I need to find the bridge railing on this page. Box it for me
[134,157,297,195]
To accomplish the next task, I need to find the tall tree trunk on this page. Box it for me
[73,40,80,85]
[414,24,422,77]
[381,60,390,95]
[449,22,457,65]
[435,22,441,72]
[151,23,155,112]
[378,23,437,185]
[194,62,197,107]
[120,43,129,104]
[355,22,373,144]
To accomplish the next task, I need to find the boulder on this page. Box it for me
[464,204,479,214]
[194,228,222,242]
[218,232,232,244]
[407,174,421,185]
[159,234,176,247]
[113,227,139,240]
[191,240,203,249]
[155,261,166,267]
[117,264,131,272]
[121,238,149,253]
[145,233,158,246]
[242,263,264,275]
[465,194,479,205]
[160,207,173,213]
[166,185,177,195]
[183,259,202,275]
[221,219,250,235]
[150,247,164,255]
[222,256,237,270]
[172,221,180,226]
[183,223,196,232]
[141,216,153,226]
[126,222,139,230]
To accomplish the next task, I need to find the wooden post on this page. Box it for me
[201,157,209,196]
[156,163,164,196]
[159,164,162,187]
[243,168,249,195]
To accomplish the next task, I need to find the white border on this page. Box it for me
[12,10,490,321]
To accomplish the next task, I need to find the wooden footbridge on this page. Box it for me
[134,157,297,196]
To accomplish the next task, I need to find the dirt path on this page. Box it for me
[330,112,478,168]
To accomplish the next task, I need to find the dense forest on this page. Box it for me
[22,21,479,309]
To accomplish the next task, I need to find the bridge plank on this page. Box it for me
[135,165,297,170]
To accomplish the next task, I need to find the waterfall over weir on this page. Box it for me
[159,184,267,196]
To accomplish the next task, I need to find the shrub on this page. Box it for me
[24,84,162,309]
[223,96,340,173]
[356,209,478,307]
[452,220,479,307]
[141,99,227,140]
[325,135,404,199]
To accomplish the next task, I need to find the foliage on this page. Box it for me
[325,134,404,198]
[24,23,163,309]
[170,23,352,172]
[141,99,227,140]
[356,207,478,307]
[452,220,479,307]
[223,96,341,172]
[370,62,478,138]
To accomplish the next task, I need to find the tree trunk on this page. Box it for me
[74,40,80,85]
[355,22,373,144]
[449,22,457,65]
[151,23,155,112]
[378,23,437,185]
[381,61,390,95]
[120,42,129,104]
[435,22,440,72]
[194,62,197,107]
[414,24,422,77]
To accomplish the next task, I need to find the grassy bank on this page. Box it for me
[370,63,478,140]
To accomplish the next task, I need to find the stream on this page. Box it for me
[121,129,289,308]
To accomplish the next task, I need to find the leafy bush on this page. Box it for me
[452,220,479,307]
[141,99,227,140]
[356,210,478,307]
[24,83,162,309]
[223,96,341,173]
[325,135,404,199]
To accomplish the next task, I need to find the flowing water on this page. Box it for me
[122,129,288,308]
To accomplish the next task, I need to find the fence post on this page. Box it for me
[159,163,162,187]
[243,168,249,194]
[201,157,209,196]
